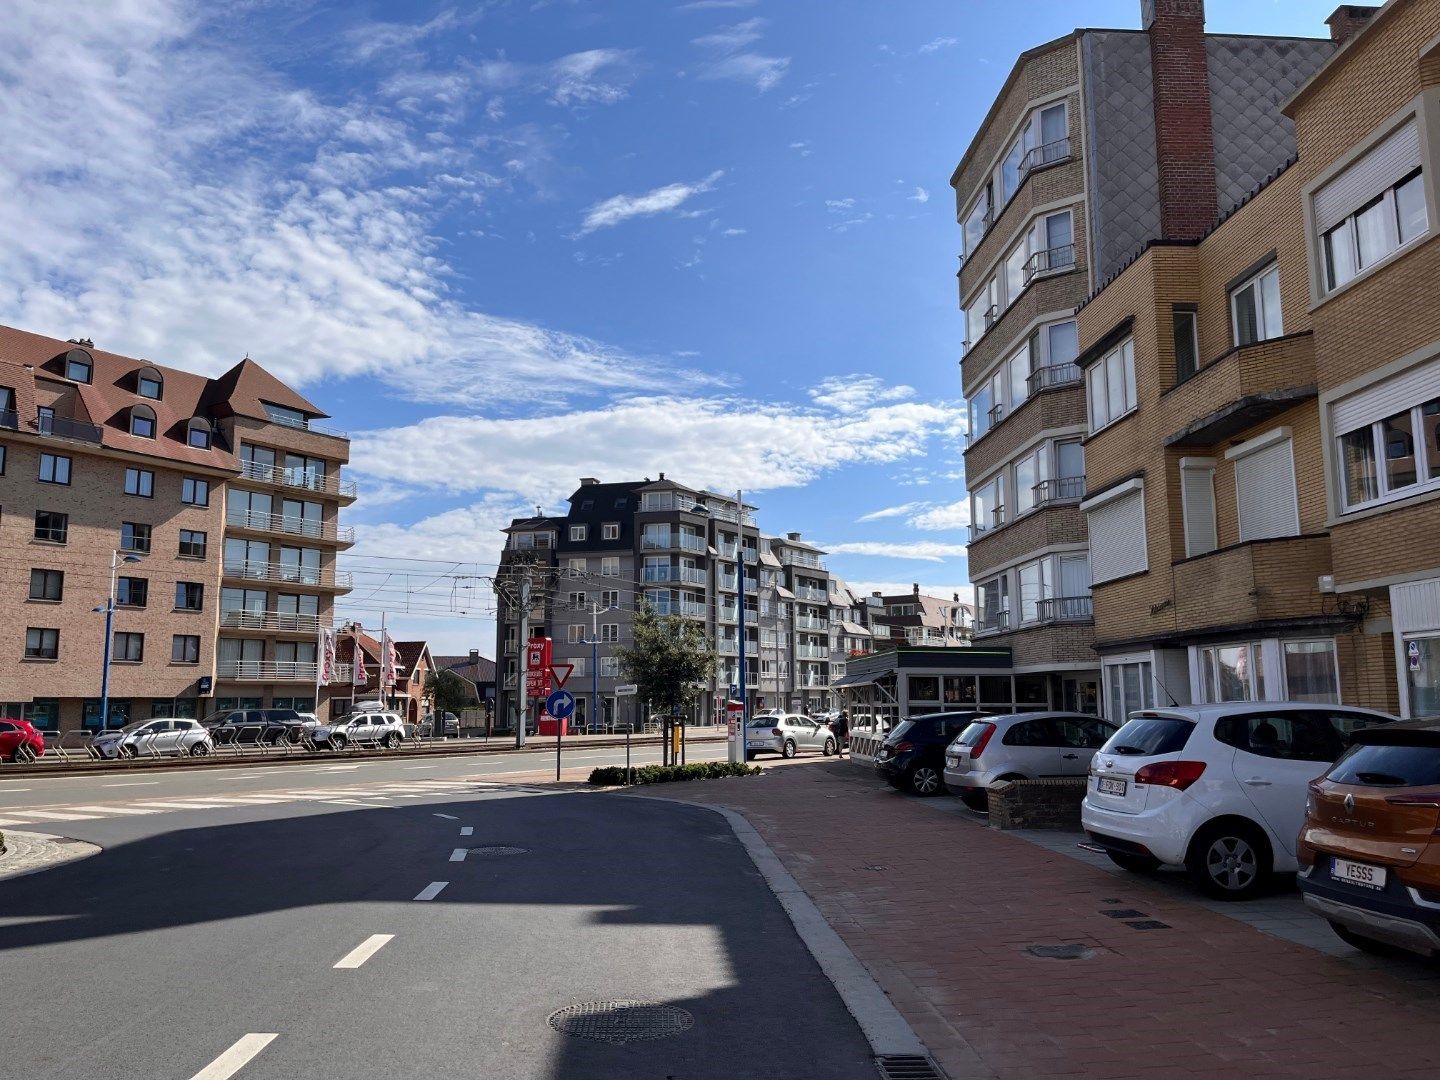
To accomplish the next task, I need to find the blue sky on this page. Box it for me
[0,0,1342,652]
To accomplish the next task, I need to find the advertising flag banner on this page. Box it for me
[318,629,336,686]
[383,633,399,689]
[352,636,367,686]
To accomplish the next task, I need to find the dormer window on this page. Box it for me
[65,349,93,384]
[130,404,157,439]
[187,418,212,449]
[137,369,163,400]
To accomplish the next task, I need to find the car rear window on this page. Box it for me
[1103,716,1194,756]
[954,721,992,747]
[888,720,915,741]
[1329,742,1440,787]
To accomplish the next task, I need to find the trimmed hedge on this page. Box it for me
[588,761,762,786]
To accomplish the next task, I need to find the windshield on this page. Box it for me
[1103,716,1194,757]
[748,718,776,728]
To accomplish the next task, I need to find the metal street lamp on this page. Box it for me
[93,549,143,732]
[691,494,747,763]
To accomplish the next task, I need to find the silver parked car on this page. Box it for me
[745,713,838,759]
[943,712,1117,811]
[312,711,406,750]
[92,718,214,759]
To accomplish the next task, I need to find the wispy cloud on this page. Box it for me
[692,17,790,92]
[856,502,925,522]
[918,36,960,54]
[908,186,930,203]
[907,501,971,531]
[676,0,759,9]
[694,17,765,51]
[789,140,812,157]
[825,197,856,212]
[379,48,639,113]
[809,375,916,414]
[822,541,969,563]
[344,10,464,62]
[579,170,725,233]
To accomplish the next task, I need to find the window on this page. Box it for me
[1025,210,1074,280]
[124,467,154,497]
[1084,483,1147,584]
[38,453,71,485]
[567,624,585,644]
[1047,320,1079,366]
[1018,558,1052,623]
[137,371,163,399]
[175,582,204,611]
[28,569,63,601]
[1215,710,1349,762]
[1086,337,1136,432]
[977,576,1009,631]
[1317,121,1427,291]
[602,522,620,540]
[1103,659,1154,725]
[600,624,620,643]
[1227,430,1299,541]
[1283,640,1340,703]
[182,477,209,506]
[1173,307,1199,383]
[179,529,207,558]
[971,474,1005,534]
[1332,355,1440,511]
[962,184,991,258]
[601,557,620,576]
[116,576,148,608]
[172,635,201,664]
[34,511,68,544]
[1013,448,1044,517]
[570,524,587,542]
[1230,264,1282,346]
[601,590,619,608]
[24,627,59,659]
[64,349,92,383]
[600,655,620,677]
[1179,458,1217,557]
[121,521,151,553]
[1199,643,1265,702]
[0,444,6,475]
[130,405,156,438]
[187,419,212,449]
[264,403,308,428]
[567,557,586,573]
[113,632,144,663]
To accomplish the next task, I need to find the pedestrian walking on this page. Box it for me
[832,709,850,757]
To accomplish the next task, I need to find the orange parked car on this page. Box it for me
[1297,719,1440,957]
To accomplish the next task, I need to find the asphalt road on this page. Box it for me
[0,738,731,811]
[0,778,877,1080]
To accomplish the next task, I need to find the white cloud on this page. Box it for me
[809,375,916,414]
[344,10,463,62]
[822,541,969,563]
[825,198,855,212]
[379,48,638,113]
[908,186,930,203]
[693,18,766,51]
[907,500,971,531]
[722,227,747,236]
[351,380,967,504]
[918,36,960,54]
[692,17,789,92]
[579,170,725,233]
[788,141,812,157]
[856,502,924,523]
[677,0,759,9]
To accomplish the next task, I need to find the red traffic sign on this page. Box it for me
[550,664,575,688]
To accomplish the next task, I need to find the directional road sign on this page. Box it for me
[546,689,576,720]
[615,683,638,697]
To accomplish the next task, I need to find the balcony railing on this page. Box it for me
[970,506,1006,539]
[642,565,676,582]
[976,609,1011,634]
[226,508,354,544]
[1019,136,1072,179]
[1034,596,1093,623]
[983,303,999,329]
[265,413,348,440]
[1027,362,1082,393]
[239,459,357,499]
[678,567,707,585]
[0,409,18,431]
[217,659,348,682]
[795,615,829,631]
[780,551,825,570]
[758,602,788,619]
[503,640,519,654]
[794,586,828,603]
[220,610,329,633]
[510,534,554,550]
[796,644,829,659]
[986,403,1005,426]
[222,561,351,589]
[1024,243,1076,283]
[718,641,738,656]
[1033,477,1085,506]
[25,411,105,444]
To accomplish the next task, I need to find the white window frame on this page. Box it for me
[1101,655,1155,726]
[600,624,620,643]
[1193,642,1266,703]
[569,524,587,542]
[1334,382,1440,514]
[601,522,620,540]
[977,575,1009,631]
[1225,427,1301,542]
[567,624,585,644]
[1082,478,1147,585]
[599,655,620,678]
[1085,337,1136,433]
[600,557,620,576]
[600,589,620,609]
[971,474,1006,535]
[567,557,586,573]
[1017,558,1053,623]
[1281,639,1341,704]
[1229,264,1283,347]
[1178,457,1218,558]
[1013,446,1046,518]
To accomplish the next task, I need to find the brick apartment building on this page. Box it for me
[953,0,1336,714]
[0,324,355,730]
[861,586,974,651]
[1071,0,1440,722]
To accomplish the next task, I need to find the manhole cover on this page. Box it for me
[1025,943,1096,961]
[1125,919,1172,930]
[468,846,528,857]
[548,1001,693,1045]
[1101,908,1147,919]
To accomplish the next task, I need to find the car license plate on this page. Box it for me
[1098,777,1127,797]
[1332,857,1387,890]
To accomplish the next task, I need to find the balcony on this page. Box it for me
[220,610,329,634]
[5,409,104,444]
[780,551,825,570]
[650,597,707,618]
[976,610,1011,635]
[1033,596,1093,623]
[217,660,353,682]
[1169,534,1333,631]
[794,586,828,603]
[226,508,354,545]
[1027,363,1082,394]
[1024,243,1076,284]
[642,565,676,582]
[1163,331,1317,449]
[510,534,555,550]
[796,644,829,660]
[718,641,738,656]
[795,615,829,631]
[503,640,519,654]
[239,459,357,500]
[265,413,347,441]
[1019,136,1072,179]
[678,567,707,585]
[1033,477,1085,507]
[968,506,1007,541]
[222,560,352,590]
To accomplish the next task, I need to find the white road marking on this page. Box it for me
[63,805,160,815]
[448,848,467,862]
[432,813,458,820]
[414,881,448,901]
[333,934,394,969]
[10,810,94,821]
[319,765,363,771]
[460,826,474,836]
[217,774,267,780]
[189,1033,278,1080]
[132,801,229,810]
[0,787,31,792]
[405,765,437,770]
[103,781,159,787]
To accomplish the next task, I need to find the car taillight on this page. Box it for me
[1306,780,1323,818]
[1134,760,1206,791]
[967,723,997,761]
[894,741,914,753]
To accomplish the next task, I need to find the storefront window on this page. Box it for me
[1405,636,1440,717]
[979,675,1012,704]
[18,699,60,730]
[943,675,977,705]
[1103,660,1153,725]
[83,700,132,729]
[1015,675,1049,705]
[1199,643,1264,702]
[908,676,939,702]
[1282,640,1339,703]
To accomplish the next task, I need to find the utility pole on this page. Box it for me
[582,600,611,736]
[736,488,748,763]
[516,570,530,749]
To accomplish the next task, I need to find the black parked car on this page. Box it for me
[202,708,305,745]
[875,711,988,796]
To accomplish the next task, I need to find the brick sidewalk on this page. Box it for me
[637,759,1440,1079]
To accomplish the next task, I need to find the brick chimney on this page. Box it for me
[1326,5,1378,44]
[1143,0,1218,240]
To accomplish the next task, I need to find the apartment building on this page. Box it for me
[953,0,1335,714]
[0,323,354,729]
[862,587,975,650]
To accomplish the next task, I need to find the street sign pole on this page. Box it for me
[546,689,576,781]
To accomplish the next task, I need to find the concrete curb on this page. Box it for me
[629,793,928,1061]
[0,830,102,881]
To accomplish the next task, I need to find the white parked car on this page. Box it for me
[92,718,214,759]
[1082,703,1397,899]
[312,711,406,751]
[944,712,1118,811]
[744,713,837,759]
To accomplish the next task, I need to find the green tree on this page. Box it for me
[615,601,718,719]
[425,668,475,717]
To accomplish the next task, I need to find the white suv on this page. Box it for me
[1082,703,1396,899]
[313,711,406,751]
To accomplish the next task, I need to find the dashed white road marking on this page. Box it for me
[103,781,159,787]
[10,810,93,821]
[460,826,474,836]
[188,1033,278,1080]
[63,805,160,815]
[432,813,458,820]
[133,801,229,810]
[333,934,394,969]
[449,848,467,862]
[414,881,448,901]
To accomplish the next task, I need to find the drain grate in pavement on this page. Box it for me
[1101,908,1148,919]
[1125,919,1172,930]
[874,1054,946,1079]
[548,1001,693,1045]
[863,865,890,872]
[467,846,528,857]
[1024,943,1096,961]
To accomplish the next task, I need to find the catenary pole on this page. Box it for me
[737,489,748,763]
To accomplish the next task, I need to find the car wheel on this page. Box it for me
[189,741,211,757]
[384,732,400,749]
[959,788,989,812]
[1327,921,1410,957]
[330,734,347,751]
[1106,851,1161,873]
[782,739,797,759]
[121,744,138,759]
[15,743,37,764]
[909,765,943,797]
[1186,820,1270,900]
[822,738,836,756]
